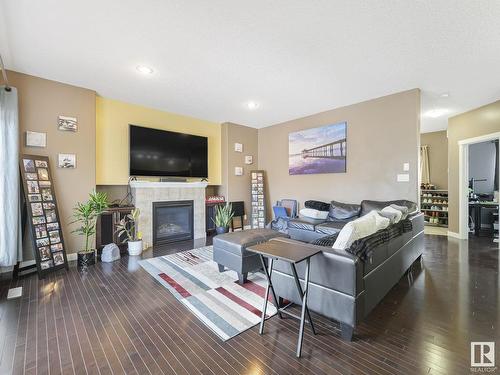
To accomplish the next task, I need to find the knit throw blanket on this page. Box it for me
[310,219,413,262]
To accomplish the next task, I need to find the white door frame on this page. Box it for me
[458,132,500,240]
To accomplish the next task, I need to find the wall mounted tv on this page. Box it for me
[129,125,208,178]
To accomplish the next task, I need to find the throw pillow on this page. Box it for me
[328,200,361,222]
[332,211,378,250]
[380,206,402,223]
[378,210,399,224]
[304,200,330,211]
[390,204,409,219]
[299,208,329,220]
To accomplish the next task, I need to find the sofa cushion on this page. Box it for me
[299,208,329,220]
[327,200,361,222]
[304,200,330,211]
[360,199,417,217]
[288,217,325,231]
[315,221,347,236]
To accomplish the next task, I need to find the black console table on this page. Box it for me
[247,240,320,358]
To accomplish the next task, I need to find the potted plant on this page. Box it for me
[116,208,143,255]
[213,203,234,234]
[71,190,108,269]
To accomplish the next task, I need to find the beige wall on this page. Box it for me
[421,130,448,189]
[3,71,96,257]
[96,97,221,185]
[219,122,259,225]
[448,100,500,233]
[258,89,420,217]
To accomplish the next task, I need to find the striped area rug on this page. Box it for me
[139,246,277,341]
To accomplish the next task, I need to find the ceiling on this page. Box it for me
[1,1,499,132]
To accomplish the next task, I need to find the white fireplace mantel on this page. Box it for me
[130,181,209,189]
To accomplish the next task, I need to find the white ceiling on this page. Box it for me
[1,1,499,132]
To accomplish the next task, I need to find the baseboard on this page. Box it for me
[447,231,466,239]
[67,253,77,261]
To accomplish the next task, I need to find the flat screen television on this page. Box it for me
[129,125,208,178]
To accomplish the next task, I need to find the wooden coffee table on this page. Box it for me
[247,240,321,358]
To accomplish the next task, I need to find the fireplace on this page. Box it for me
[153,200,194,245]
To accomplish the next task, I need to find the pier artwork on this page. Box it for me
[288,122,347,175]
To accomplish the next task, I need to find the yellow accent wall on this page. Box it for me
[96,97,221,185]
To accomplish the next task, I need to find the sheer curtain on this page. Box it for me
[420,145,430,185]
[0,86,22,266]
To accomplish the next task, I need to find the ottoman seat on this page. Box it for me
[213,229,288,284]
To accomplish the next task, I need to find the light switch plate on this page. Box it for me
[397,173,410,182]
[403,163,410,171]
[235,167,243,176]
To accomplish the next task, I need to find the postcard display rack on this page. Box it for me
[250,170,266,229]
[20,155,68,278]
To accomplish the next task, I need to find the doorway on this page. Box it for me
[458,132,500,244]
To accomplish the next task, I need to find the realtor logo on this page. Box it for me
[471,342,495,368]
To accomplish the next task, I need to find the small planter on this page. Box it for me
[77,250,96,270]
[216,226,230,235]
[128,240,143,256]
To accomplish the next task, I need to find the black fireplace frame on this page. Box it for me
[152,200,194,245]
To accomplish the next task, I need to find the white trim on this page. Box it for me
[458,132,500,146]
[447,231,465,239]
[458,131,500,246]
[458,143,469,239]
[130,181,208,189]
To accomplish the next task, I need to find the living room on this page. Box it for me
[1,2,499,375]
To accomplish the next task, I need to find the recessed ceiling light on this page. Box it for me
[246,101,260,110]
[136,65,154,75]
[424,108,450,118]
[440,92,450,98]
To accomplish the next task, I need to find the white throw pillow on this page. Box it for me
[381,206,402,223]
[332,211,378,250]
[390,204,409,219]
[372,210,390,230]
[299,208,329,220]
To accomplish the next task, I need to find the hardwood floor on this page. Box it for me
[0,234,498,375]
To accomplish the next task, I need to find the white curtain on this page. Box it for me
[0,86,22,266]
[420,145,430,185]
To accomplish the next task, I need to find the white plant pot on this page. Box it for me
[128,240,143,256]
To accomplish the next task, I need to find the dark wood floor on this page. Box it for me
[0,234,498,375]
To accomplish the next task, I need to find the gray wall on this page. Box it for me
[469,141,496,194]
[258,89,420,219]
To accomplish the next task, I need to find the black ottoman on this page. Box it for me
[213,229,288,284]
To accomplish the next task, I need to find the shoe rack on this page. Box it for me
[421,189,448,228]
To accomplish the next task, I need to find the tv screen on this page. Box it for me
[129,125,208,178]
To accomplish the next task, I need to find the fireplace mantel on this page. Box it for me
[130,181,209,189]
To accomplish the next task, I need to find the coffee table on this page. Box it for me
[247,240,321,358]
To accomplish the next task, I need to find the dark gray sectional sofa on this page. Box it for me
[270,199,425,340]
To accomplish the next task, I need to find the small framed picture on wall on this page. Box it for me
[58,154,76,168]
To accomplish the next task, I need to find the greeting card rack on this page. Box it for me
[250,170,266,229]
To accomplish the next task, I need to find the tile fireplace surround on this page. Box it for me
[130,181,208,249]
